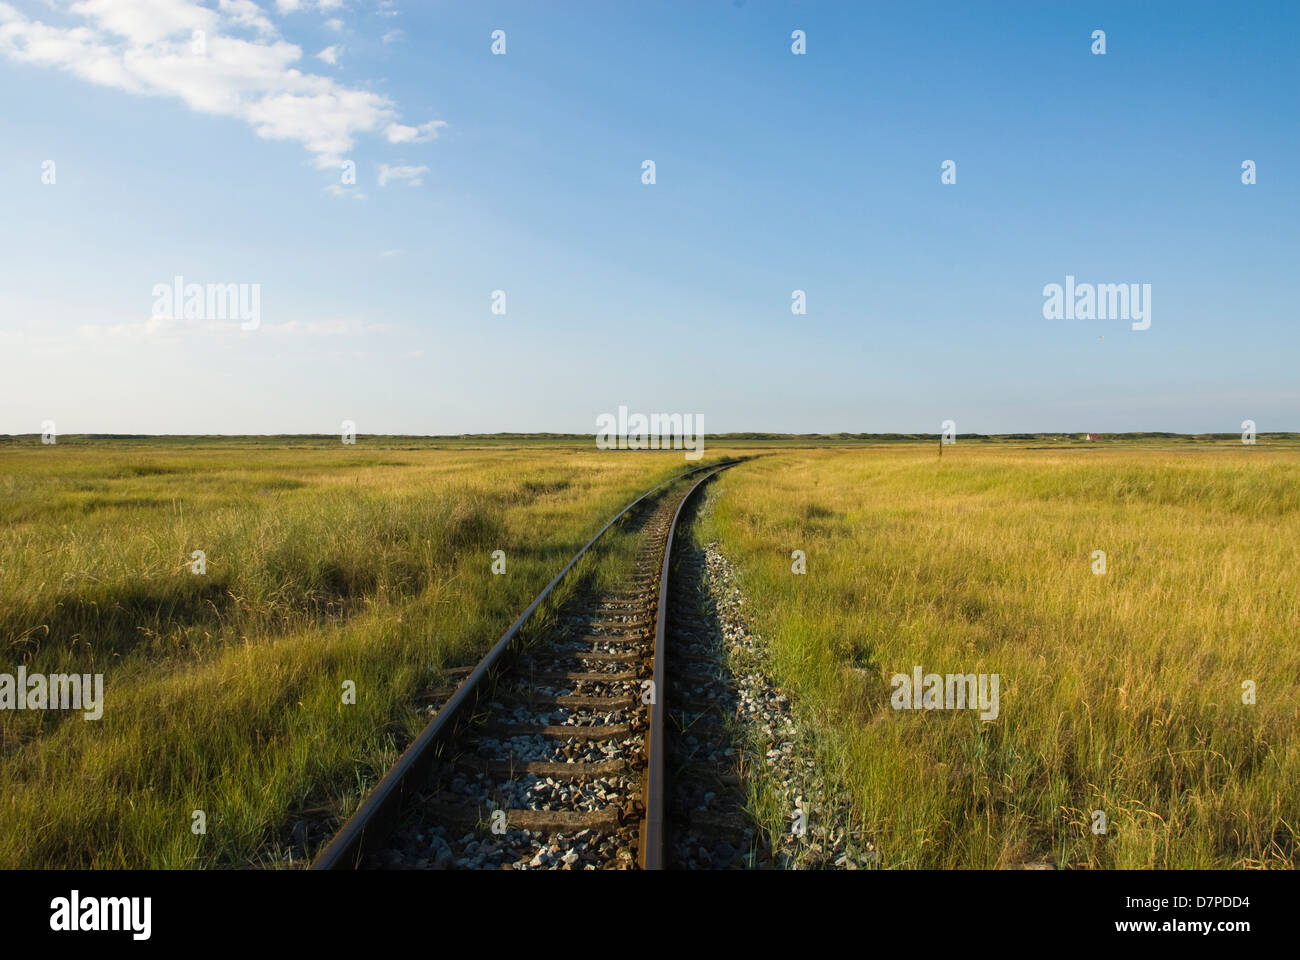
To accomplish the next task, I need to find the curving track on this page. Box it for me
[311,461,735,870]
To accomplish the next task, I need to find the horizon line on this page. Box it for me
[2,431,1293,441]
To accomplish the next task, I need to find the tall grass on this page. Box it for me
[0,444,709,868]
[704,446,1299,868]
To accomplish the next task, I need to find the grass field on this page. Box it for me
[2,436,1295,869]
[704,443,1300,869]
[0,441,716,868]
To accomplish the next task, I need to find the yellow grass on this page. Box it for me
[0,443,711,868]
[704,444,1299,868]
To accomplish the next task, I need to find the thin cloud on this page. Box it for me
[76,316,395,340]
[378,163,428,187]
[384,120,445,143]
[276,0,340,12]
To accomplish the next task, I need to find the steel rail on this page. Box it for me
[639,462,731,869]
[312,459,737,870]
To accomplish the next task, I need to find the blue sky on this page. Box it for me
[1,0,1296,435]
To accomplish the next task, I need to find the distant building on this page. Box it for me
[1083,433,1101,441]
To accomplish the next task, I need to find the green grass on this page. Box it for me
[0,442,719,868]
[4,436,1294,870]
[704,444,1300,869]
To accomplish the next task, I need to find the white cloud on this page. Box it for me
[381,28,402,43]
[379,248,402,257]
[315,43,339,64]
[67,0,214,46]
[325,183,365,199]
[218,0,276,36]
[275,0,339,12]
[377,163,427,187]
[323,17,342,31]
[384,119,445,143]
[0,0,439,170]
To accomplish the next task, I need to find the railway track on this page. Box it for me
[311,461,736,870]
